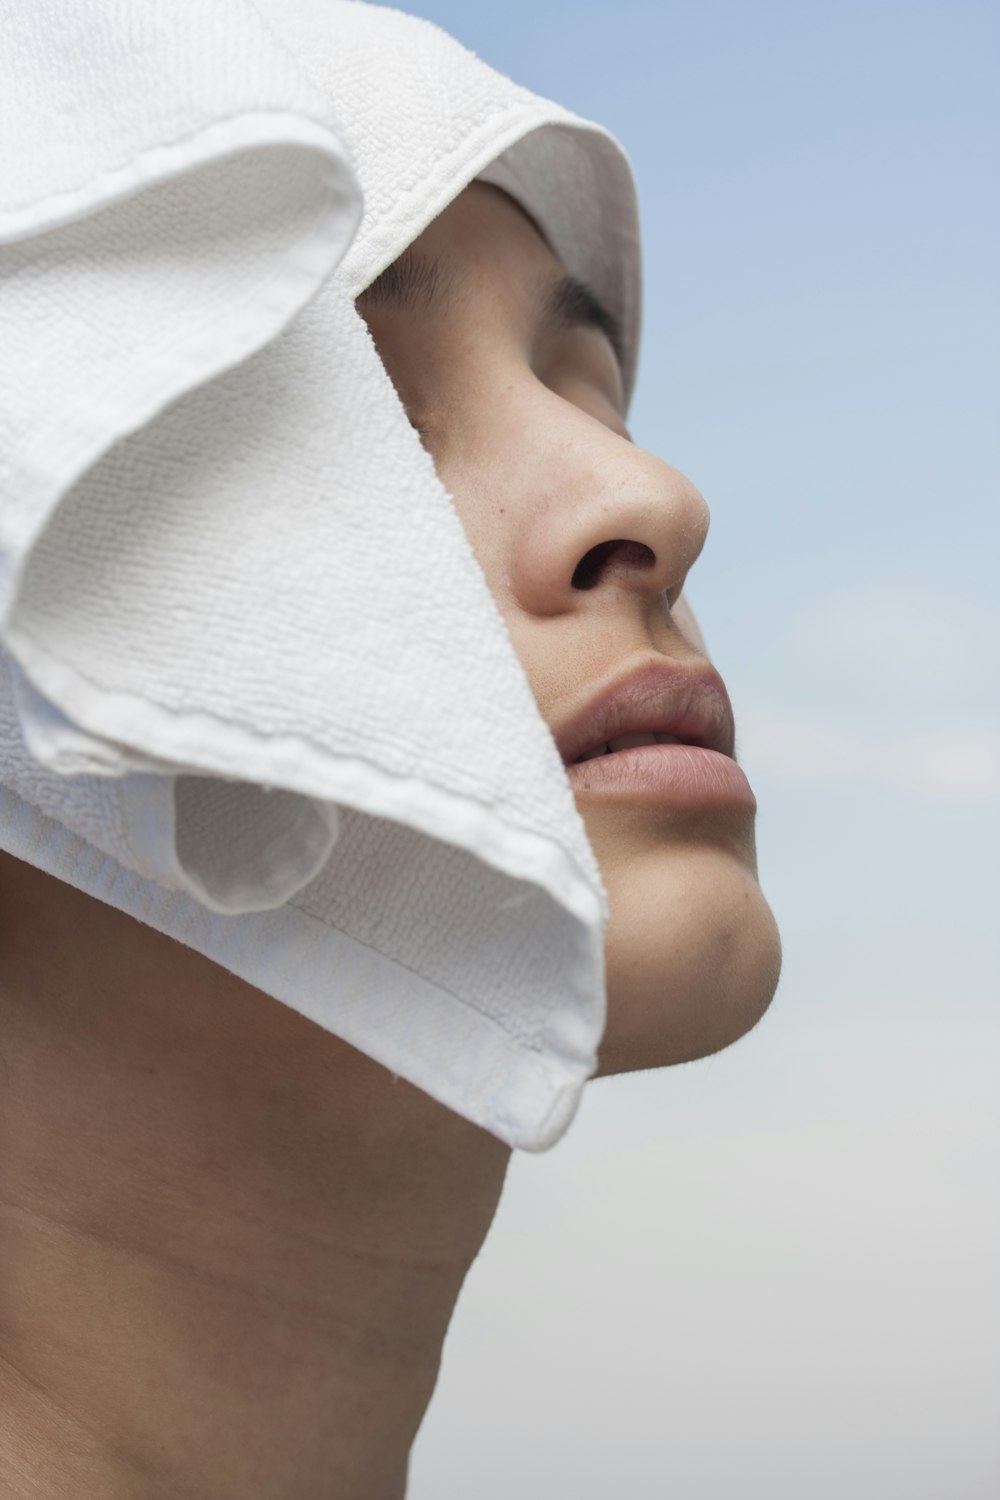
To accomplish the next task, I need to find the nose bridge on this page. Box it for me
[505,388,711,615]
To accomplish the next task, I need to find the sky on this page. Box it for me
[393,3,999,1497]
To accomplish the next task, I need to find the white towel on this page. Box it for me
[0,0,641,1150]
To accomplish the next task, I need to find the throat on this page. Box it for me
[0,857,509,1500]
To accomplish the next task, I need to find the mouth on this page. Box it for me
[555,659,755,810]
[573,729,693,762]
[555,659,737,766]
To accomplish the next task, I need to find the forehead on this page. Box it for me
[367,182,562,304]
[358,182,625,368]
[422,180,556,257]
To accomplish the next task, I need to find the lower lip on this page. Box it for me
[566,743,756,810]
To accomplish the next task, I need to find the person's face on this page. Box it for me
[357,182,781,1075]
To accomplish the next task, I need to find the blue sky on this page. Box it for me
[397,4,999,1496]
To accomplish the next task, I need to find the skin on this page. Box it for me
[358,183,781,1073]
[0,182,780,1498]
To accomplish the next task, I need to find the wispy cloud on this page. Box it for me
[738,708,1000,800]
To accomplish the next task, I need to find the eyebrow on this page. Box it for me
[359,246,624,370]
[358,247,446,312]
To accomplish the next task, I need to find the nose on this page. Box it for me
[497,385,711,621]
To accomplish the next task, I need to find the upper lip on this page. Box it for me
[554,658,737,765]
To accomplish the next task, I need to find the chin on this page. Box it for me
[591,837,782,1078]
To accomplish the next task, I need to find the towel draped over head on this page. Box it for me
[0,0,641,1150]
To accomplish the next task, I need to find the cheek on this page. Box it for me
[430,448,496,554]
[424,424,527,599]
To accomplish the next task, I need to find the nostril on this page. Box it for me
[571,539,656,591]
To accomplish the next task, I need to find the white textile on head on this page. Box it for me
[0,0,641,1150]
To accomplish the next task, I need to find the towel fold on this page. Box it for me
[0,0,641,1149]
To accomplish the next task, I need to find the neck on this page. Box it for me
[0,852,510,1499]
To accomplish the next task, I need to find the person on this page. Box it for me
[0,5,781,1497]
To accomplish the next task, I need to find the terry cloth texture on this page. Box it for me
[0,0,642,1150]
